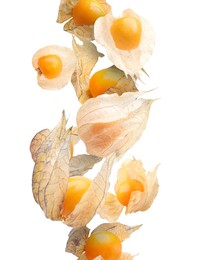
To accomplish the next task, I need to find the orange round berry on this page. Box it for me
[61,176,91,218]
[116,179,144,206]
[37,54,62,79]
[85,230,122,260]
[110,16,142,51]
[72,0,107,26]
[89,67,124,97]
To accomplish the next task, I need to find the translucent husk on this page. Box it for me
[77,92,154,157]
[94,9,155,79]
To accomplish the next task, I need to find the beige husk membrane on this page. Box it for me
[32,112,71,220]
[94,9,155,79]
[71,37,103,103]
[77,92,154,157]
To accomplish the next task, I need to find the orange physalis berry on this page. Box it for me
[85,230,122,260]
[115,179,144,206]
[37,54,63,79]
[61,176,91,218]
[110,16,142,51]
[72,0,107,26]
[89,66,124,97]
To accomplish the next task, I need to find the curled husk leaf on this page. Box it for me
[77,92,153,157]
[71,37,103,103]
[70,126,80,145]
[30,127,77,162]
[78,253,86,260]
[94,9,155,78]
[105,72,138,95]
[66,222,141,259]
[65,226,90,257]
[92,223,142,242]
[32,45,77,89]
[57,0,77,23]
[57,0,111,41]
[97,192,124,222]
[115,159,159,214]
[61,153,115,228]
[69,154,102,177]
[64,21,94,41]
[32,112,72,220]
[30,129,50,161]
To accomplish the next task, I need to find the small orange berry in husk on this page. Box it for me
[110,16,142,51]
[72,0,107,26]
[37,54,63,79]
[61,176,91,218]
[116,179,144,206]
[85,230,122,260]
[89,67,124,97]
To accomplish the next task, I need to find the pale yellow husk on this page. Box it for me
[32,113,71,220]
[94,9,155,79]
[115,158,159,214]
[77,92,153,157]
[71,38,103,103]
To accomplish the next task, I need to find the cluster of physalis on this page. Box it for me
[31,0,159,259]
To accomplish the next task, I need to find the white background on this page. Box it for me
[1,0,203,259]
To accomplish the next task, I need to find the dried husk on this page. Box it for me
[142,164,159,210]
[126,163,159,214]
[114,158,159,214]
[57,0,77,23]
[70,126,80,145]
[62,153,115,228]
[65,226,90,257]
[32,112,72,220]
[105,74,138,95]
[94,9,155,78]
[78,253,87,260]
[57,0,111,41]
[115,159,148,192]
[30,129,50,161]
[71,38,103,103]
[32,45,77,90]
[64,20,94,41]
[69,154,102,177]
[30,126,78,162]
[77,92,153,157]
[92,223,142,242]
[97,192,124,222]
